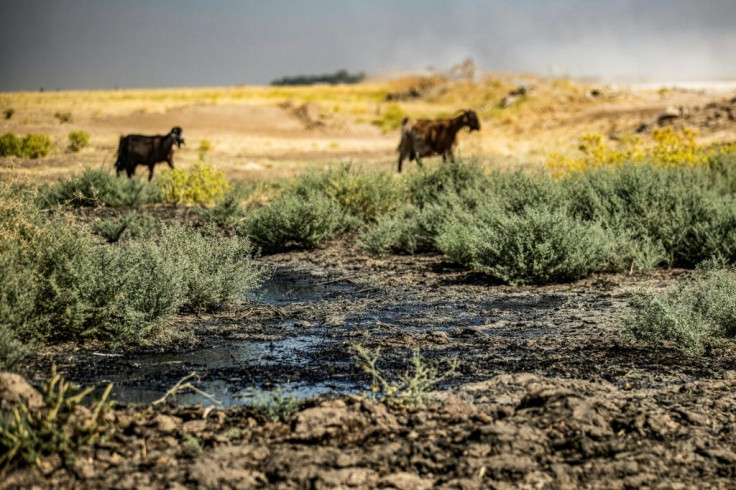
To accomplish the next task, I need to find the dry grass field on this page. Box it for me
[3,73,734,183]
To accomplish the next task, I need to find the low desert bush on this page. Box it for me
[53,111,72,124]
[358,207,422,256]
[567,164,736,267]
[624,260,736,356]
[91,211,157,243]
[293,164,404,222]
[0,368,114,469]
[0,185,264,359]
[437,206,616,284]
[357,158,736,281]
[3,108,14,120]
[196,184,252,229]
[67,130,90,152]
[42,168,161,207]
[354,345,457,406]
[154,224,265,313]
[406,159,488,209]
[547,128,736,176]
[155,162,229,205]
[372,103,408,132]
[0,133,54,159]
[198,139,212,160]
[242,191,344,253]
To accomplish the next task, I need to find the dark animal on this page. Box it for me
[115,127,184,180]
[396,110,480,172]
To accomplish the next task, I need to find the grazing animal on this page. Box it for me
[115,127,184,180]
[396,110,480,172]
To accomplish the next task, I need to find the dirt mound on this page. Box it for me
[636,97,736,134]
[5,372,736,489]
[0,372,42,410]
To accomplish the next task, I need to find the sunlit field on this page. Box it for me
[4,73,718,184]
[4,74,736,487]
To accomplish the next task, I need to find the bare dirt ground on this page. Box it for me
[7,239,736,489]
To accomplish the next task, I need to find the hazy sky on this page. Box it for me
[1,0,735,91]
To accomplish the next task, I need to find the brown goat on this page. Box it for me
[115,127,184,181]
[396,110,480,172]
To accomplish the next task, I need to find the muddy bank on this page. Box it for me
[30,241,733,406]
[6,241,736,488]
[5,372,736,489]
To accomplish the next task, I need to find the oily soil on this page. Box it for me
[6,240,736,489]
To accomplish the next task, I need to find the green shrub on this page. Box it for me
[486,169,565,214]
[293,164,405,222]
[67,130,90,152]
[567,163,736,267]
[407,159,489,209]
[54,111,72,123]
[43,168,161,207]
[0,133,23,157]
[0,133,54,159]
[155,224,265,313]
[703,153,736,195]
[437,207,616,284]
[92,212,139,243]
[242,191,344,253]
[0,324,28,370]
[0,368,114,469]
[0,185,265,351]
[358,207,422,256]
[21,134,54,159]
[372,103,408,132]
[623,260,736,356]
[354,345,458,406]
[155,162,229,205]
[198,139,212,160]
[197,184,251,229]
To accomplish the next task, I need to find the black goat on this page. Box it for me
[115,127,184,181]
[397,110,480,172]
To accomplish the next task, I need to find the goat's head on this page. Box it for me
[457,110,480,132]
[170,127,185,148]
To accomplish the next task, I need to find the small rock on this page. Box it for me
[182,419,207,434]
[0,372,43,410]
[72,458,97,480]
[153,414,182,434]
[380,471,434,489]
[428,331,449,343]
[459,327,483,337]
[657,106,681,125]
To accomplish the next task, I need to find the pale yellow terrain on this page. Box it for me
[1,74,735,183]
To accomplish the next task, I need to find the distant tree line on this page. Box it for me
[270,69,366,86]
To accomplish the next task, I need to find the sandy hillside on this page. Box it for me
[1,75,735,182]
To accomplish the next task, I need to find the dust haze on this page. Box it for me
[0,0,735,90]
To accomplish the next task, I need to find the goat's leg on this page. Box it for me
[167,155,174,169]
[148,165,155,181]
[126,166,134,178]
[397,154,404,173]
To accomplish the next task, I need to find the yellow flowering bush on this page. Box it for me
[156,162,229,205]
[547,128,736,177]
